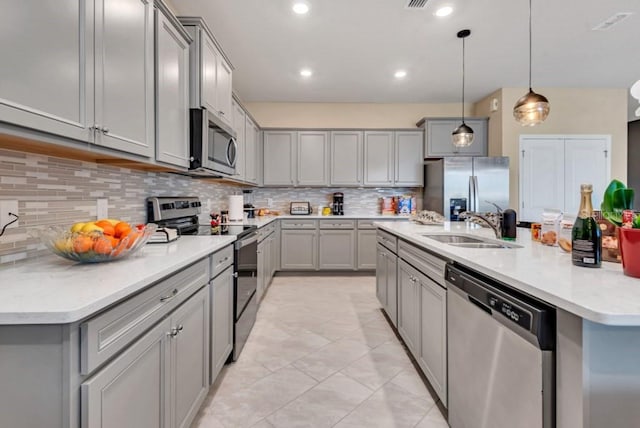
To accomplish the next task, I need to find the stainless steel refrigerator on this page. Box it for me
[423,157,509,221]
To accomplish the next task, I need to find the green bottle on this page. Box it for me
[571,184,602,268]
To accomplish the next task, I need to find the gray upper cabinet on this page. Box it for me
[180,17,233,127]
[424,118,488,157]
[244,117,259,184]
[94,0,155,157]
[395,131,424,186]
[263,131,296,186]
[330,131,363,186]
[232,100,246,180]
[155,4,190,168]
[0,0,94,143]
[298,131,329,186]
[364,131,394,186]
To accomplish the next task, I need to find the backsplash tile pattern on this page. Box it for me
[0,148,421,265]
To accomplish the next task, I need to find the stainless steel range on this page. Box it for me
[147,196,258,361]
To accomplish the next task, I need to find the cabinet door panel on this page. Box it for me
[0,0,94,142]
[171,286,210,428]
[395,131,424,186]
[245,118,259,183]
[426,119,487,157]
[81,318,170,428]
[385,253,398,327]
[200,34,218,112]
[376,245,388,308]
[232,100,246,180]
[358,229,377,270]
[364,131,394,186]
[298,131,329,185]
[263,131,296,185]
[156,10,189,167]
[318,229,355,269]
[280,230,317,270]
[95,0,154,157]
[211,267,233,382]
[216,58,233,124]
[330,131,363,186]
[519,138,565,222]
[419,275,447,405]
[397,261,419,355]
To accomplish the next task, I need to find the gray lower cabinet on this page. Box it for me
[0,0,94,143]
[318,229,356,270]
[397,260,421,356]
[155,3,190,168]
[94,0,155,157]
[82,285,210,428]
[376,245,388,308]
[376,243,398,327]
[210,265,233,383]
[281,229,317,270]
[423,118,488,157]
[357,229,377,269]
[418,271,447,406]
[257,237,267,301]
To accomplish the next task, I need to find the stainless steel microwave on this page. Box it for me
[189,108,237,176]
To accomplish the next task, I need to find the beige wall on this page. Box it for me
[244,102,473,129]
[474,87,628,210]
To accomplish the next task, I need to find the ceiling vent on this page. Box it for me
[592,12,633,31]
[405,0,429,9]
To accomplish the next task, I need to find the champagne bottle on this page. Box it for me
[571,184,602,267]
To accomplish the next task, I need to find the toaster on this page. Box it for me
[290,202,312,215]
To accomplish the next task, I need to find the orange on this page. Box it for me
[112,239,127,256]
[114,222,132,239]
[95,220,115,236]
[123,230,140,249]
[73,235,94,253]
[93,237,113,255]
[107,235,120,248]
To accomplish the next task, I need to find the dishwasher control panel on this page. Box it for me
[488,295,532,330]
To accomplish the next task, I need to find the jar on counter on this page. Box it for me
[531,223,542,241]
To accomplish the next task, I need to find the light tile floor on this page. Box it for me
[192,275,449,428]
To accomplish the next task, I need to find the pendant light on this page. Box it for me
[513,0,550,126]
[452,29,474,148]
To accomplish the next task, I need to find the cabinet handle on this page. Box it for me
[160,288,178,302]
[219,256,229,264]
[219,111,225,116]
[169,324,184,338]
[102,127,110,134]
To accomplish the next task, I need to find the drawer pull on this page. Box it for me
[219,256,230,264]
[160,288,178,302]
[169,324,184,338]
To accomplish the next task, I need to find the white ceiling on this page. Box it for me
[173,0,640,119]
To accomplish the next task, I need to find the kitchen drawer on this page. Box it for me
[258,223,276,242]
[319,219,355,229]
[210,245,233,279]
[377,229,398,254]
[280,219,318,229]
[357,219,377,229]
[80,259,209,375]
[398,240,448,287]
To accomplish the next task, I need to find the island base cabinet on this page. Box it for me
[418,274,447,406]
[397,260,420,356]
[81,286,210,428]
[211,266,233,382]
[376,246,388,309]
[376,244,398,327]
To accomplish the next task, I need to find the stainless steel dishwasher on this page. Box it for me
[446,263,555,428]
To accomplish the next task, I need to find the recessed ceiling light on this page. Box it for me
[293,2,310,14]
[435,6,453,17]
[300,69,313,77]
[394,70,407,79]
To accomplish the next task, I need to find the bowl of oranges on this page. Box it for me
[41,220,157,263]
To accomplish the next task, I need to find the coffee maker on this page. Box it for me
[332,192,344,215]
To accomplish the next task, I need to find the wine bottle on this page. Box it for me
[571,184,602,267]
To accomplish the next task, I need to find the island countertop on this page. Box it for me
[375,221,640,326]
[0,236,236,325]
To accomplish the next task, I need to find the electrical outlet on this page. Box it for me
[0,200,19,230]
[96,199,108,219]
[267,198,273,208]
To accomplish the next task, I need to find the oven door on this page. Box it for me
[235,232,258,318]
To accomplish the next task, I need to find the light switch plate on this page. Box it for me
[96,199,108,219]
[0,200,19,230]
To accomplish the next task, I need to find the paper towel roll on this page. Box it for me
[228,195,244,221]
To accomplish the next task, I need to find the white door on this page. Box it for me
[564,138,610,216]
[519,138,565,222]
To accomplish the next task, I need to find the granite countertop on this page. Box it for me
[0,236,236,325]
[375,221,640,326]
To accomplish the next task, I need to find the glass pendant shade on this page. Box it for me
[452,122,474,147]
[513,89,550,126]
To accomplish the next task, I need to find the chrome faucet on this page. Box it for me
[460,211,502,239]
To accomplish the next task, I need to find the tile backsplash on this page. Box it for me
[0,148,420,265]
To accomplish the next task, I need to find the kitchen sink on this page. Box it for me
[422,234,522,249]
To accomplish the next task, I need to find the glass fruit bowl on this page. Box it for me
[40,223,157,263]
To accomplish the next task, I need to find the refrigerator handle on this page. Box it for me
[473,176,480,213]
[468,176,475,212]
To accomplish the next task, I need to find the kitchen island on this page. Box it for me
[375,221,640,427]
